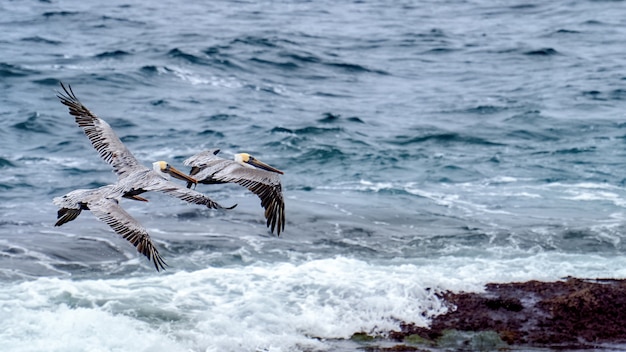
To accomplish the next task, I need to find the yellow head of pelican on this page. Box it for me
[153,161,199,184]
[234,153,284,174]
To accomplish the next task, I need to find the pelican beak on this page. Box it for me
[129,195,149,202]
[247,156,284,174]
[167,165,198,184]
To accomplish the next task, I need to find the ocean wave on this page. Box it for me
[225,34,389,75]
[168,48,209,65]
[2,254,626,351]
[250,57,300,70]
[324,61,389,75]
[11,112,55,134]
[317,112,365,124]
[270,126,294,134]
[464,104,508,114]
[32,77,61,86]
[168,47,246,73]
[298,146,347,163]
[0,62,38,77]
[552,146,596,155]
[0,258,448,351]
[524,48,559,56]
[387,132,505,147]
[230,35,295,48]
[0,158,15,168]
[293,126,344,135]
[42,11,80,18]
[505,129,560,142]
[94,50,132,59]
[158,65,244,87]
[20,36,61,45]
[196,129,225,138]
[582,89,626,101]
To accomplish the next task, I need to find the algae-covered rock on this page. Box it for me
[350,332,376,342]
[362,345,427,352]
[436,330,507,351]
[390,277,626,350]
[403,334,432,346]
[469,330,508,351]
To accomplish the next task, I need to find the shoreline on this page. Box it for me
[354,277,626,351]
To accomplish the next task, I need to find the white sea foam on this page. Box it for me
[2,254,626,352]
[168,65,243,88]
[562,189,626,207]
[325,179,626,226]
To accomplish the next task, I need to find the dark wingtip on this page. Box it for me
[54,208,81,227]
[54,216,68,227]
[56,81,80,107]
[154,258,168,272]
[57,81,72,99]
[151,252,168,272]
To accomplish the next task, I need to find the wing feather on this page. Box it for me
[57,83,140,178]
[89,198,167,271]
[136,176,235,210]
[55,208,82,227]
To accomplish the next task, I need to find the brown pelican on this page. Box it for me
[53,184,167,271]
[55,83,235,270]
[183,149,285,235]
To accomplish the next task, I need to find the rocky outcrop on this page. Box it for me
[386,277,626,350]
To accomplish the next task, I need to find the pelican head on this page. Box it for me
[153,161,199,184]
[234,153,284,174]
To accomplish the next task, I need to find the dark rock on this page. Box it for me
[391,277,626,349]
[363,345,427,352]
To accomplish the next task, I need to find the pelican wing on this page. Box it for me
[54,207,82,227]
[136,174,234,210]
[89,198,167,271]
[57,83,141,178]
[184,151,285,235]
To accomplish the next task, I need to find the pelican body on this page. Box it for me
[55,83,235,270]
[184,149,285,235]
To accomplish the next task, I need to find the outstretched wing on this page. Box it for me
[57,83,141,179]
[184,151,285,235]
[135,173,236,210]
[89,198,167,271]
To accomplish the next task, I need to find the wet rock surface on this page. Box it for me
[388,277,626,350]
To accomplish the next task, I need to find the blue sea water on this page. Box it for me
[2,0,626,350]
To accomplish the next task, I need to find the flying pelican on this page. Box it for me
[183,149,285,235]
[53,184,167,271]
[55,83,235,270]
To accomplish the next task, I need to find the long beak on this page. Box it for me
[127,195,149,202]
[247,157,284,175]
[168,165,198,184]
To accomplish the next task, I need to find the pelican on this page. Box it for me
[55,83,235,270]
[183,149,285,235]
[53,184,167,271]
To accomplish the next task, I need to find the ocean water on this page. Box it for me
[1,0,626,350]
